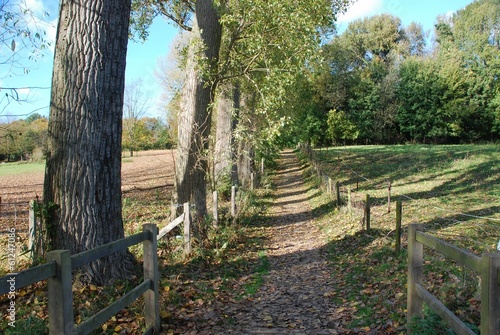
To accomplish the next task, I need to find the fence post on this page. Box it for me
[480,252,500,335]
[29,200,38,260]
[183,202,191,257]
[347,186,352,216]
[143,224,160,333]
[407,223,424,334]
[261,158,264,175]
[231,186,237,217]
[388,181,392,213]
[251,173,254,191]
[395,201,402,254]
[47,250,74,335]
[213,191,218,229]
[328,177,332,195]
[365,194,371,231]
[336,181,341,207]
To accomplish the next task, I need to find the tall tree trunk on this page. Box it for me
[233,88,255,188]
[237,140,254,188]
[214,84,235,186]
[175,0,222,220]
[231,85,241,186]
[44,0,135,285]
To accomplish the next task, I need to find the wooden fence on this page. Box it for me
[301,146,421,255]
[0,156,267,333]
[408,224,500,334]
[158,202,191,257]
[0,202,192,335]
[299,144,375,231]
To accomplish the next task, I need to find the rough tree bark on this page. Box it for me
[213,83,238,186]
[233,90,254,188]
[237,139,254,188]
[175,0,222,219]
[44,0,136,285]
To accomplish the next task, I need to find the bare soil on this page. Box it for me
[0,150,175,266]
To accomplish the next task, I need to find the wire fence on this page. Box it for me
[299,144,500,254]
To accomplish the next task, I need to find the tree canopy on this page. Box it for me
[289,0,500,145]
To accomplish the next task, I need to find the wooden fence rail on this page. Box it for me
[2,202,194,334]
[158,202,191,257]
[408,223,500,335]
[0,224,161,334]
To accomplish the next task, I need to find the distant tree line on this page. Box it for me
[122,116,173,155]
[0,113,48,161]
[0,113,172,162]
[283,0,500,146]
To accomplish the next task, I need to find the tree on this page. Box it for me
[43,0,135,285]
[133,0,350,220]
[327,109,358,145]
[213,83,237,187]
[155,32,189,146]
[396,58,452,142]
[320,14,409,144]
[123,78,152,156]
[451,0,500,140]
[130,0,223,219]
[405,22,427,56]
[213,0,350,178]
[174,0,222,220]
[0,115,48,161]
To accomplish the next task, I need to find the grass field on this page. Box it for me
[0,162,45,176]
[298,144,500,333]
[308,144,500,253]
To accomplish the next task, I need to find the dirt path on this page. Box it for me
[198,150,339,334]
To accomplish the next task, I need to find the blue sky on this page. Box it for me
[0,0,475,122]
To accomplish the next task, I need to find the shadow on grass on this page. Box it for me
[157,148,492,333]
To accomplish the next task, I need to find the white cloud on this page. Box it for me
[337,0,384,24]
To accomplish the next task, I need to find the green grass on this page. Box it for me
[298,144,499,333]
[312,144,500,253]
[241,250,270,297]
[0,162,45,176]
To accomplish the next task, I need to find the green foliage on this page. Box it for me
[0,116,48,161]
[3,315,47,335]
[313,1,500,145]
[122,117,172,153]
[408,307,479,335]
[215,172,233,201]
[396,57,459,142]
[326,109,358,144]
